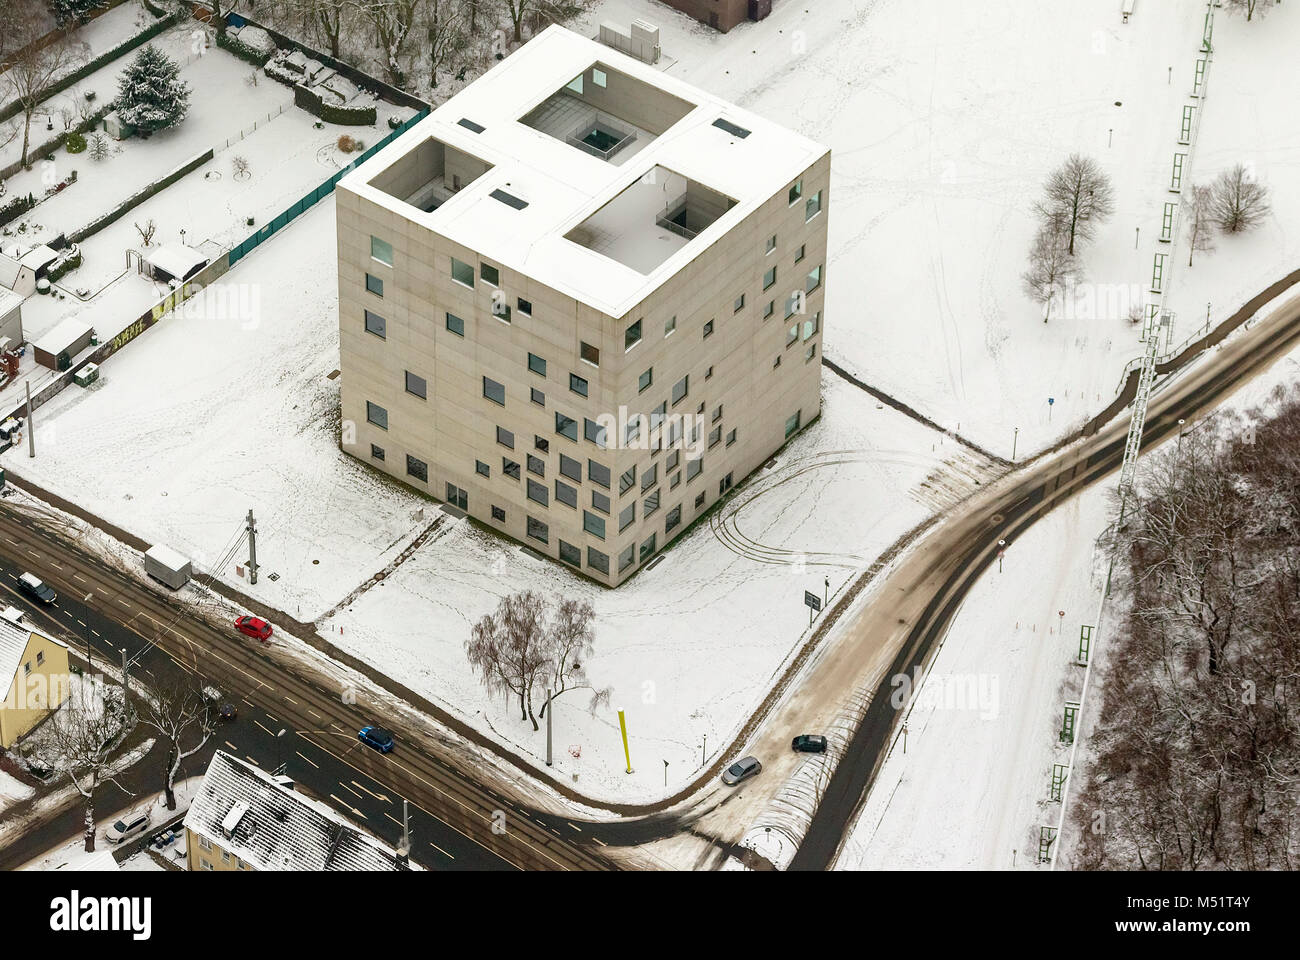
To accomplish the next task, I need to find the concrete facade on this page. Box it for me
[656,0,752,32]
[336,27,828,586]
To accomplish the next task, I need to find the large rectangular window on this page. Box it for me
[370,235,393,266]
[640,535,656,563]
[405,371,427,399]
[365,273,384,297]
[556,412,578,441]
[588,459,610,488]
[451,257,475,287]
[665,504,681,534]
[556,480,578,508]
[480,262,500,286]
[619,465,636,496]
[584,511,605,540]
[527,516,549,544]
[785,410,802,438]
[527,479,549,506]
[559,541,581,567]
[619,502,636,532]
[788,180,803,206]
[806,265,823,293]
[445,312,465,337]
[587,547,609,575]
[366,401,387,430]
[763,266,777,291]
[641,463,658,492]
[591,490,610,514]
[625,319,642,351]
[364,310,386,339]
[527,454,546,477]
[643,488,660,517]
[805,190,823,221]
[528,353,547,376]
[406,455,428,483]
[619,544,636,572]
[687,457,703,481]
[497,426,514,449]
[584,418,607,448]
[671,375,689,406]
[639,368,653,393]
[560,454,582,482]
[483,377,505,406]
[570,373,589,397]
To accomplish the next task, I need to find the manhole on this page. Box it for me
[327,369,341,380]
[268,572,280,581]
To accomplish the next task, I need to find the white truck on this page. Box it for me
[144,544,191,590]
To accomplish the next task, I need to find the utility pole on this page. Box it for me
[701,734,706,768]
[82,593,94,670]
[1135,225,1140,250]
[663,759,668,788]
[25,381,34,458]
[275,728,287,775]
[823,575,829,608]
[120,648,131,718]
[245,509,259,585]
[997,539,1006,573]
[396,799,411,867]
[545,688,553,766]
[1012,427,1019,461]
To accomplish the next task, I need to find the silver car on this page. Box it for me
[721,756,762,786]
[106,811,151,844]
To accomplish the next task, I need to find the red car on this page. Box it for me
[234,616,272,642]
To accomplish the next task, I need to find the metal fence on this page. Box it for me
[226,107,429,268]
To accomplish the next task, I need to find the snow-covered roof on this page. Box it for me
[144,244,208,281]
[0,254,21,291]
[18,245,58,271]
[340,25,828,319]
[183,751,410,871]
[0,287,22,318]
[32,318,92,355]
[0,616,67,703]
[144,543,190,572]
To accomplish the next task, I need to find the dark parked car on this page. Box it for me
[234,616,272,642]
[792,734,828,753]
[721,756,762,786]
[18,572,56,604]
[358,726,394,753]
[217,702,238,722]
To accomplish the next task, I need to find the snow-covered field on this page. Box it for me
[577,0,1300,459]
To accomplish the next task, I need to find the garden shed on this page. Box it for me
[33,318,94,371]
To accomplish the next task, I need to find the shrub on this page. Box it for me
[337,134,357,153]
[65,133,87,154]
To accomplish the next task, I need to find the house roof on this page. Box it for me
[144,244,208,281]
[31,318,93,356]
[18,245,58,271]
[0,254,21,291]
[341,25,828,319]
[0,612,68,703]
[0,287,22,320]
[184,751,411,871]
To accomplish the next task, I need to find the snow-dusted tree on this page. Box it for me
[537,598,611,719]
[87,132,111,160]
[232,154,250,178]
[134,218,157,246]
[425,0,469,88]
[1223,0,1272,21]
[116,44,191,132]
[1036,153,1115,256]
[287,0,357,59]
[137,679,212,810]
[361,0,419,87]
[208,0,244,38]
[1184,183,1216,266]
[1,1,88,169]
[1209,163,1270,234]
[49,0,104,26]
[1022,221,1076,322]
[501,0,592,43]
[466,591,551,730]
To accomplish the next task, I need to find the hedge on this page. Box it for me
[0,10,179,126]
[68,148,214,243]
[217,31,274,67]
[0,193,37,229]
[47,248,83,283]
[0,103,110,181]
[294,84,376,127]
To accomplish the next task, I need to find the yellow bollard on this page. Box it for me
[618,709,633,774]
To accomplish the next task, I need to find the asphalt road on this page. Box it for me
[0,507,617,871]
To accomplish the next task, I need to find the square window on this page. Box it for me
[592,67,607,88]
[570,373,589,397]
[640,535,657,563]
[641,463,658,492]
[620,465,637,496]
[666,450,680,472]
[687,457,703,481]
[709,426,722,449]
[733,294,745,313]
[560,454,582,482]
[476,460,490,477]
[370,443,385,461]
[787,323,799,347]
[527,454,545,477]
[483,377,505,405]
[763,300,775,319]
[665,504,682,534]
[584,418,607,447]
[584,511,605,540]
[619,544,636,572]
[588,459,610,488]
[527,516,549,544]
[713,404,723,423]
[727,428,737,446]
[503,458,521,479]
[806,343,818,362]
[493,300,512,324]
[445,312,465,336]
[556,412,578,441]
[702,319,714,339]
[788,180,803,206]
[625,319,642,351]
[531,387,546,406]
[766,234,777,254]
[405,370,427,399]
[671,375,689,406]
[695,491,706,509]
[535,435,550,453]
[806,265,823,293]
[364,310,386,339]
[619,502,636,532]
[406,455,428,482]
[592,490,610,513]
[639,368,653,393]
[480,262,500,286]
[497,426,514,449]
[664,315,676,336]
[587,546,609,575]
[451,257,475,287]
[803,312,821,341]
[795,243,806,264]
[527,479,548,506]
[670,472,681,489]
[365,273,383,297]
[556,480,578,508]
[785,410,802,438]
[366,401,388,430]
[517,297,532,316]
[528,353,547,376]
[492,505,506,522]
[763,266,777,290]
[370,235,393,266]
[785,292,801,320]
[559,541,581,567]
[806,190,823,221]
[580,342,600,366]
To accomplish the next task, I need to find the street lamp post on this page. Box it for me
[275,728,287,775]
[1012,427,1019,461]
[997,539,1006,573]
[82,593,94,671]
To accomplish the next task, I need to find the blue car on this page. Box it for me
[358,726,394,753]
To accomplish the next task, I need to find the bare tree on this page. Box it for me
[287,0,356,59]
[466,591,550,729]
[137,680,213,810]
[232,154,250,178]
[208,0,245,38]
[537,598,611,718]
[1037,153,1116,256]
[1022,221,1076,322]
[134,218,157,246]
[424,0,468,88]
[1223,0,1272,21]
[501,0,591,43]
[1184,183,1216,266]
[0,3,87,169]
[361,0,419,87]
[1209,163,1270,234]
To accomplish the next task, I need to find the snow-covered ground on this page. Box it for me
[0,767,35,810]
[577,0,1300,459]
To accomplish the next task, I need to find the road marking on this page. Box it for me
[351,781,391,804]
[567,822,582,832]
[295,751,319,768]
[246,756,260,766]
[254,720,275,737]
[593,838,606,847]
[225,741,238,751]
[340,781,364,799]
[264,711,279,722]
[428,840,455,860]
[50,561,62,569]
[25,550,39,559]
[283,696,298,705]
[73,574,87,583]
[328,795,368,820]
[307,708,322,720]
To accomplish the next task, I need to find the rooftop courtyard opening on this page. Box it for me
[369,136,493,213]
[563,166,736,274]
[520,62,696,166]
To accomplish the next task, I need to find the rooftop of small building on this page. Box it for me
[340,25,827,319]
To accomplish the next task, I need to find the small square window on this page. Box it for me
[807,265,823,293]
[445,312,465,336]
[366,401,387,430]
[766,234,777,254]
[733,294,745,313]
[727,428,737,446]
[702,319,714,339]
[713,404,723,423]
[709,426,721,449]
[405,370,427,399]
[620,465,637,496]
[763,266,777,290]
[476,460,490,477]
[687,457,703,482]
[497,426,514,448]
[695,491,706,509]
[619,502,636,532]
[535,435,550,453]
[580,342,600,366]
[570,373,589,397]
[806,343,818,362]
[531,387,545,406]
[517,297,532,316]
[370,235,393,266]
[503,458,521,479]
[365,273,383,296]
[806,190,823,222]
[785,410,802,438]
[763,300,775,319]
[528,353,547,376]
[774,354,782,368]
[795,243,806,264]
[640,535,657,563]
[625,319,642,351]
[639,368,653,393]
[480,262,500,286]
[492,505,506,522]
[527,454,545,477]
[592,67,607,87]
[406,455,428,482]
[788,179,803,206]
[664,315,676,336]
[492,299,511,324]
[705,366,713,380]
[370,444,385,461]
[364,310,386,339]
[672,375,689,406]
[619,544,636,572]
[483,377,505,406]
[451,257,474,287]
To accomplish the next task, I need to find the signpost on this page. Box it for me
[804,589,822,627]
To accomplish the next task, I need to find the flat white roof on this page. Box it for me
[341,25,827,319]
[145,244,207,280]
[32,317,92,355]
[145,543,190,571]
[0,287,22,317]
[18,244,58,271]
